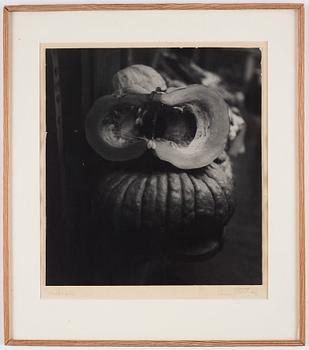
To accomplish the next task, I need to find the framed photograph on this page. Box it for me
[3,3,305,346]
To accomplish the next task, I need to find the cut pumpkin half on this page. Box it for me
[85,67,230,169]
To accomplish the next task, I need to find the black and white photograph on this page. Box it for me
[44,46,263,288]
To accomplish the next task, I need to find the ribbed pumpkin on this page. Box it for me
[95,153,234,239]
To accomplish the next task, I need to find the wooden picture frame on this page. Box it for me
[2,3,305,346]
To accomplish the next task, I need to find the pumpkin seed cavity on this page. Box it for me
[103,102,198,149]
[100,104,141,148]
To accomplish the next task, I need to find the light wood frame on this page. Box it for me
[2,3,305,347]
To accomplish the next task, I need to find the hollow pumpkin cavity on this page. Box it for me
[99,102,200,151]
[100,104,142,148]
[154,105,197,147]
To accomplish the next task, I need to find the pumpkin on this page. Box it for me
[112,64,167,94]
[95,153,234,237]
[85,65,230,169]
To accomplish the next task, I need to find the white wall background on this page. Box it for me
[0,0,307,349]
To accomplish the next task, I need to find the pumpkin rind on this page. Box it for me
[155,173,168,233]
[189,174,214,218]
[205,164,235,222]
[179,173,195,225]
[142,175,158,231]
[167,173,183,232]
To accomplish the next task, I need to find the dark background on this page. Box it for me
[46,48,262,285]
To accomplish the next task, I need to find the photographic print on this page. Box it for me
[42,46,265,293]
